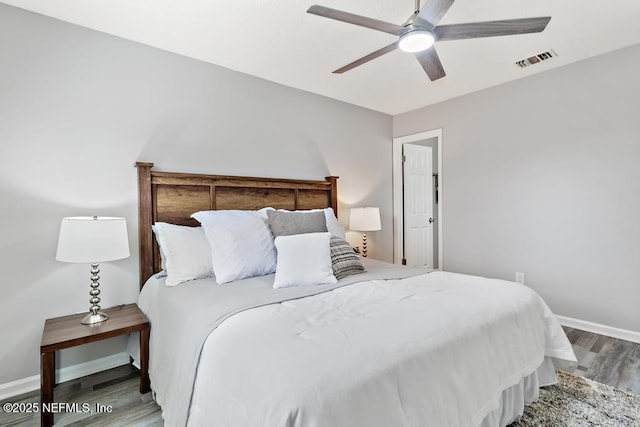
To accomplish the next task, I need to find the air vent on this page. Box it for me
[516,50,557,68]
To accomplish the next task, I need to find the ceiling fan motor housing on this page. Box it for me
[399,26,435,52]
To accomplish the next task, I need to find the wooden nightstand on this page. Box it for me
[40,303,150,427]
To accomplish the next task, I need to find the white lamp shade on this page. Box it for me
[349,207,382,232]
[56,216,130,263]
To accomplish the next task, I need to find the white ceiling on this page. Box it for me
[3,0,640,115]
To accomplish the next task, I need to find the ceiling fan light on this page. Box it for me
[398,29,435,53]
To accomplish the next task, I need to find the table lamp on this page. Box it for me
[349,207,381,257]
[56,216,130,325]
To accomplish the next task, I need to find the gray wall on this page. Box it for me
[0,4,392,386]
[395,43,640,332]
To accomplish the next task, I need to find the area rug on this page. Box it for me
[511,370,640,426]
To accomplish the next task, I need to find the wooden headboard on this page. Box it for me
[135,162,339,287]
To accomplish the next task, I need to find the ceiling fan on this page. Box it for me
[307,0,551,81]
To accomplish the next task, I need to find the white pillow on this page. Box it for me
[273,232,337,289]
[191,208,277,284]
[151,223,213,286]
[322,207,346,240]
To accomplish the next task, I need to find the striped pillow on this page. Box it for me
[330,237,365,280]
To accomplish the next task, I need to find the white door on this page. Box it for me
[403,144,434,268]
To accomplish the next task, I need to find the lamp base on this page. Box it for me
[81,311,109,325]
[361,232,368,257]
[81,262,108,325]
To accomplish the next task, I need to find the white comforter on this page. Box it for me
[185,270,576,427]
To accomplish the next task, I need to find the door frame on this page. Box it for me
[392,128,443,269]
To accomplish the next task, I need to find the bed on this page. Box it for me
[132,162,577,427]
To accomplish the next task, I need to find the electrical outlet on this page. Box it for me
[515,272,525,284]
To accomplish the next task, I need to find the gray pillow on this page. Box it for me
[330,237,365,280]
[267,210,327,237]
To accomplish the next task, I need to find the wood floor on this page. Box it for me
[0,366,161,426]
[1,327,638,426]
[561,326,640,394]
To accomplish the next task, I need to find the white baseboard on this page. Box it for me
[557,315,640,344]
[0,375,40,402]
[55,352,130,384]
[0,352,130,401]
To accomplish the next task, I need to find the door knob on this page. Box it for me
[429,217,435,223]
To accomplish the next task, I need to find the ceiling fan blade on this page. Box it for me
[415,0,456,28]
[415,47,446,81]
[307,5,405,36]
[333,42,399,74]
[434,17,551,41]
